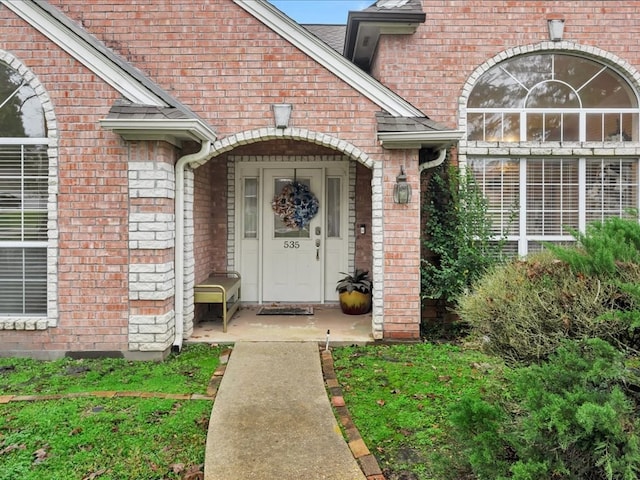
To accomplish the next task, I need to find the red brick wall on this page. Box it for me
[354,163,372,272]
[193,155,228,285]
[1,0,434,349]
[0,7,129,354]
[48,0,386,153]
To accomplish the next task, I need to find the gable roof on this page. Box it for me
[2,0,195,114]
[2,0,217,144]
[234,0,425,117]
[2,0,463,145]
[302,25,347,53]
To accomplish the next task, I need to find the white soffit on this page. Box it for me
[2,0,167,107]
[235,0,424,118]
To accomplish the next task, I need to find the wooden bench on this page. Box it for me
[194,271,241,333]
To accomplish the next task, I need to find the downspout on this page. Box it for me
[418,147,447,173]
[173,140,213,352]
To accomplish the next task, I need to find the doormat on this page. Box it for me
[257,306,314,316]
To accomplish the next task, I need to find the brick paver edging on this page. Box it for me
[0,348,232,405]
[320,347,386,480]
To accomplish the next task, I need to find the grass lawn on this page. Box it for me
[0,344,222,480]
[1,341,503,480]
[332,342,506,480]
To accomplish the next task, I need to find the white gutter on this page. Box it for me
[377,130,465,149]
[100,118,218,145]
[173,140,213,352]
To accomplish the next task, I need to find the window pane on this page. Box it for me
[483,113,504,141]
[554,55,603,90]
[273,177,310,238]
[468,68,527,108]
[503,113,521,142]
[525,81,579,108]
[586,159,638,222]
[526,158,579,235]
[0,145,48,242]
[0,247,46,315]
[0,63,46,138]
[580,68,638,108]
[563,113,580,141]
[243,178,258,239]
[327,177,340,237]
[469,158,519,235]
[586,113,604,142]
[526,113,544,141]
[467,113,485,140]
[504,54,552,90]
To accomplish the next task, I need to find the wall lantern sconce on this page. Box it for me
[272,103,292,129]
[393,166,412,204]
[547,18,565,42]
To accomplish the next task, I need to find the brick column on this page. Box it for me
[127,143,177,353]
[381,152,421,340]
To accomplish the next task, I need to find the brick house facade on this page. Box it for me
[1,0,639,359]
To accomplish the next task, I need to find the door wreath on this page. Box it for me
[272,181,319,229]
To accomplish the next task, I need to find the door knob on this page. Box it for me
[315,239,321,247]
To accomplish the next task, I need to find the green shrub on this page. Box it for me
[458,250,638,363]
[449,339,640,480]
[421,160,506,315]
[547,215,640,278]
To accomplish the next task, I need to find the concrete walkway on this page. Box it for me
[204,342,367,480]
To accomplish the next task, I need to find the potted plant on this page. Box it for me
[336,269,372,315]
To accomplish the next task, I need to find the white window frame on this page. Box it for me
[0,51,57,330]
[470,156,640,257]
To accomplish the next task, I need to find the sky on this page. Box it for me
[269,1,372,24]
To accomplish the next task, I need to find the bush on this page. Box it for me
[458,215,640,364]
[458,250,638,363]
[449,339,640,480]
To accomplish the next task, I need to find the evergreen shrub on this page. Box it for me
[448,339,640,480]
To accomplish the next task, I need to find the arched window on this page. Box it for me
[468,54,638,142]
[466,53,640,256]
[0,61,48,315]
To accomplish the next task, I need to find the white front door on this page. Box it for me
[262,169,323,302]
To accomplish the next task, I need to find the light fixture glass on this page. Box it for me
[547,18,565,42]
[272,103,292,129]
[393,166,412,204]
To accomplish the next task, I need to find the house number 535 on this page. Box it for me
[283,241,300,249]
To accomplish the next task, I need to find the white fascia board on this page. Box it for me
[2,0,166,107]
[234,0,424,118]
[100,118,218,143]
[377,130,465,149]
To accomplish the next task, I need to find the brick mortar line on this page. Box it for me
[320,347,386,480]
[0,348,234,406]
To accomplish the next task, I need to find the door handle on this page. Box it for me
[315,239,321,247]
